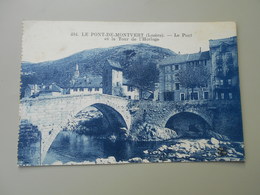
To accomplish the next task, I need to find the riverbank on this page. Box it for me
[49,137,244,165]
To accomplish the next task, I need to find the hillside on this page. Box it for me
[21,43,176,97]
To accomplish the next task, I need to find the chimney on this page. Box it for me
[199,47,201,53]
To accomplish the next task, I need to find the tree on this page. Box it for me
[177,64,210,100]
[124,55,159,99]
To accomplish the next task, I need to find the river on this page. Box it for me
[43,130,244,165]
[43,130,167,165]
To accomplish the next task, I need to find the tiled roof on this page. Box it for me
[209,36,237,48]
[71,76,102,88]
[159,51,210,66]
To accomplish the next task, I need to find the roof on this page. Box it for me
[41,83,63,93]
[159,51,210,66]
[106,59,122,70]
[123,78,130,85]
[209,36,237,48]
[71,76,102,88]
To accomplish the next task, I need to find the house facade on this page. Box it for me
[209,36,240,100]
[158,36,239,101]
[122,79,140,100]
[103,59,140,100]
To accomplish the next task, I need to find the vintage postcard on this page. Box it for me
[18,21,244,166]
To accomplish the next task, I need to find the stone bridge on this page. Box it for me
[20,94,132,163]
[19,94,243,164]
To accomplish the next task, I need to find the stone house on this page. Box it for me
[24,84,43,98]
[209,36,240,100]
[158,36,239,101]
[38,83,63,97]
[69,76,103,95]
[103,59,140,100]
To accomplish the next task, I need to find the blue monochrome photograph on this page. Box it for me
[18,21,244,166]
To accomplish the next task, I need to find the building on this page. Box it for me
[69,76,103,95]
[24,83,63,98]
[122,78,140,100]
[158,36,239,101]
[102,59,140,100]
[38,83,63,97]
[159,51,211,101]
[102,59,124,96]
[209,36,240,100]
[24,84,43,98]
[69,64,103,95]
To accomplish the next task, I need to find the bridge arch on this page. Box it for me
[43,103,129,164]
[18,94,132,164]
[90,103,128,132]
[164,111,212,138]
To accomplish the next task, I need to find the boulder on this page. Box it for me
[129,157,143,163]
[210,137,220,145]
[96,156,117,164]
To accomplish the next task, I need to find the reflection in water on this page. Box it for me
[44,130,164,165]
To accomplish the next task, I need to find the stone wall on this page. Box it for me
[18,120,41,166]
[128,99,243,140]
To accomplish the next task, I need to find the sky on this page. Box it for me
[22,21,237,63]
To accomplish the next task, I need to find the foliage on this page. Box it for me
[124,55,159,98]
[177,64,210,95]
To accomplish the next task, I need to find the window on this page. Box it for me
[88,88,92,92]
[228,79,232,85]
[221,93,225,99]
[166,74,171,82]
[180,93,185,101]
[128,96,131,99]
[220,80,224,85]
[116,82,119,86]
[95,88,99,91]
[191,92,198,100]
[73,88,78,92]
[165,66,171,72]
[175,65,179,70]
[127,86,133,92]
[175,83,180,90]
[226,52,233,64]
[229,92,233,99]
[216,93,219,100]
[165,83,171,91]
[204,92,209,99]
[216,55,223,65]
[79,88,84,91]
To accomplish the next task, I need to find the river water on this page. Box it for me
[43,130,166,165]
[43,129,244,165]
